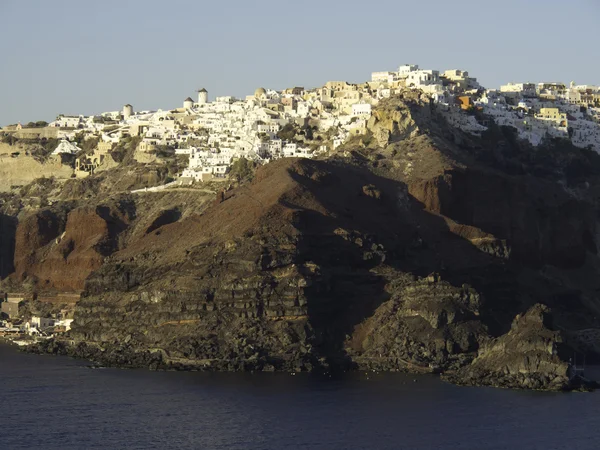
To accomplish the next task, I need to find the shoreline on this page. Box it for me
[0,334,51,347]
[17,336,599,392]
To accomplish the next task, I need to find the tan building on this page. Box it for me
[7,293,25,303]
[265,103,283,112]
[129,123,150,137]
[75,140,114,174]
[283,87,304,95]
[98,141,113,153]
[1,301,21,318]
[138,141,156,152]
[536,107,568,126]
[13,127,59,140]
[281,97,297,108]
[1,294,26,318]
[325,81,357,92]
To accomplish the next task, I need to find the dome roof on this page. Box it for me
[184,97,194,102]
[254,87,267,98]
[198,88,207,93]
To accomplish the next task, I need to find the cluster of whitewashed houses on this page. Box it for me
[0,316,73,340]
[32,63,600,181]
[1,293,73,338]
[370,64,600,150]
[478,81,600,149]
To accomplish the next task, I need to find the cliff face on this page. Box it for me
[27,155,595,390]
[0,143,74,192]
[64,159,411,370]
[13,201,133,291]
[0,212,17,279]
[13,97,600,390]
[408,169,596,269]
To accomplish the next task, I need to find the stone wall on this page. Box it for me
[12,127,59,140]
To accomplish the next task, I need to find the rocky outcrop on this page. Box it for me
[347,274,487,372]
[444,304,594,390]
[368,105,418,147]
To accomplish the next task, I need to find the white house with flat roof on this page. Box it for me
[398,64,419,77]
[500,82,537,97]
[352,102,372,117]
[371,71,396,83]
[406,69,440,88]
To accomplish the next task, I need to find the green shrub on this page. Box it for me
[229,157,256,182]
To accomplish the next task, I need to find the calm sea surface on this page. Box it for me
[1,343,599,450]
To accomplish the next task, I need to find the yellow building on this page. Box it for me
[457,96,474,110]
[536,107,567,126]
[138,141,156,152]
[97,141,113,153]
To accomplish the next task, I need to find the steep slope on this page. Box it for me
[64,158,414,371]
[7,189,214,293]
[15,96,600,390]
[0,212,17,279]
[13,201,133,291]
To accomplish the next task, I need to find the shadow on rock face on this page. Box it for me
[285,160,514,370]
[408,168,597,270]
[284,157,600,373]
[0,212,17,279]
[145,209,182,235]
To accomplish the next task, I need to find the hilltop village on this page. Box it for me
[2,63,600,188]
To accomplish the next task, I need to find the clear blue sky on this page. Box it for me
[1,0,598,126]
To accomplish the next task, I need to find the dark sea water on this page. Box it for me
[1,343,600,450]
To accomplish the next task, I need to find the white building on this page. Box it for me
[175,148,195,155]
[49,115,84,128]
[371,71,396,83]
[406,70,440,88]
[181,164,229,181]
[269,138,283,154]
[123,104,134,120]
[216,96,236,104]
[297,102,310,116]
[197,88,208,105]
[398,64,419,78]
[51,140,81,155]
[30,317,55,329]
[352,102,372,117]
[282,143,313,158]
[256,122,280,134]
[500,83,537,97]
[55,318,73,331]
